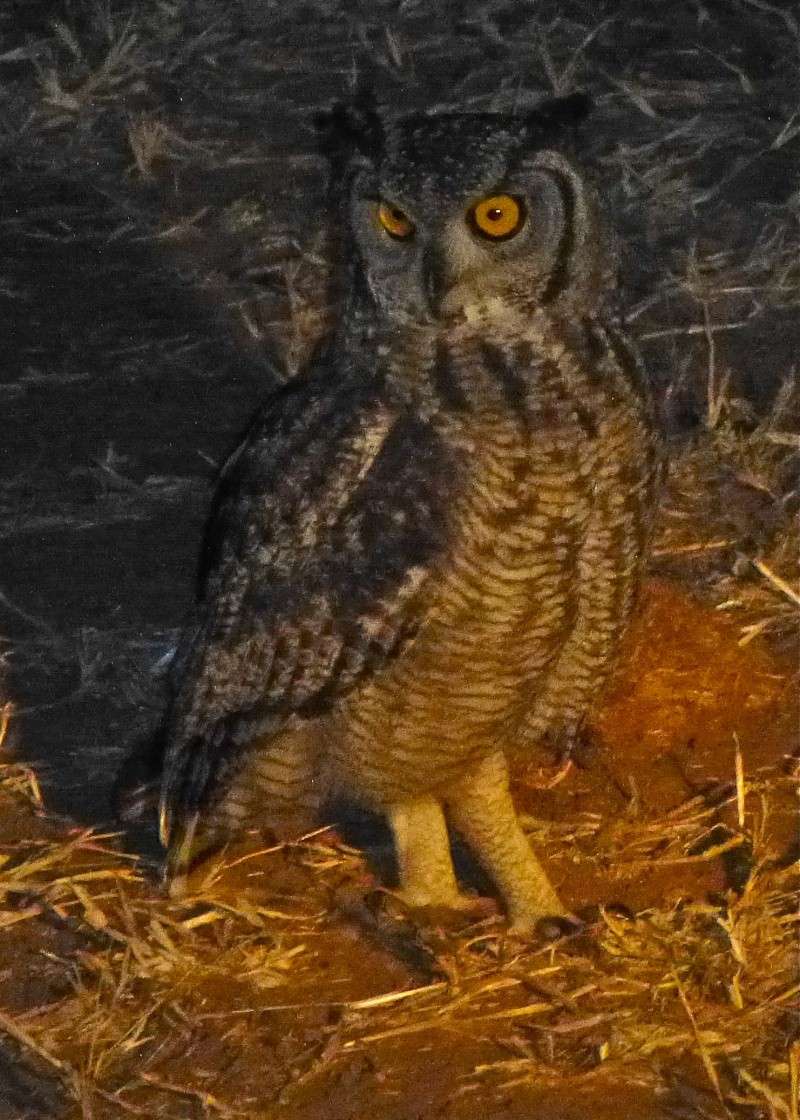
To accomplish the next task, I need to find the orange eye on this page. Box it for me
[377,201,414,240]
[470,194,525,240]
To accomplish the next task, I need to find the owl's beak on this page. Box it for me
[421,243,448,318]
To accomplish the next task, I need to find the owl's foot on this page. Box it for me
[445,750,574,935]
[387,792,498,926]
[384,792,498,929]
[389,884,497,922]
[385,773,577,940]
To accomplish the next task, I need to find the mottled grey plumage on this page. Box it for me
[155,92,661,930]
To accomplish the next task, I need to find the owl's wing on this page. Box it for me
[160,373,459,872]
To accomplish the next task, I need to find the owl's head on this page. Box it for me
[322,92,611,325]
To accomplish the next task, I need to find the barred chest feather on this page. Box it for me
[328,309,657,805]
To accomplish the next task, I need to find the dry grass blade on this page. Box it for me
[751,560,800,609]
[672,971,726,1106]
[0,1006,73,1079]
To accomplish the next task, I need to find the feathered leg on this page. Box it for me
[388,795,465,909]
[445,750,568,932]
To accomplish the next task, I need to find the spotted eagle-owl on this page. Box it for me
[154,91,660,933]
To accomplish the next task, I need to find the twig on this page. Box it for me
[0,1006,72,1079]
[652,539,735,556]
[733,735,746,831]
[639,320,752,340]
[139,1072,241,1116]
[0,703,12,751]
[346,982,447,1010]
[94,1088,152,1116]
[704,301,728,429]
[751,559,800,608]
[672,972,726,1108]
[0,589,58,636]
[741,0,799,36]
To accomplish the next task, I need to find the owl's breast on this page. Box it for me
[327,317,656,804]
[425,385,596,689]
[331,395,596,801]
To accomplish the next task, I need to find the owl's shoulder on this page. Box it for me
[197,364,464,608]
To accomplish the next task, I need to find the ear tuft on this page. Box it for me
[526,91,593,134]
[315,84,384,160]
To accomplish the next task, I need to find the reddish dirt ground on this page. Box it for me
[530,578,797,913]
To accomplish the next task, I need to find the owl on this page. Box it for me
[153,91,661,934]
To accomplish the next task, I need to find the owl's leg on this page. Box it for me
[445,750,569,933]
[388,795,466,910]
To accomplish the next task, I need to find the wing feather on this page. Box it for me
[160,373,459,862]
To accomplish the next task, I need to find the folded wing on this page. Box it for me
[159,373,459,874]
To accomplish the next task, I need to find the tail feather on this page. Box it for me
[111,727,166,824]
[158,720,234,894]
[163,813,199,898]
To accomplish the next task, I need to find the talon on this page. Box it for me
[533,913,585,941]
[603,901,636,921]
